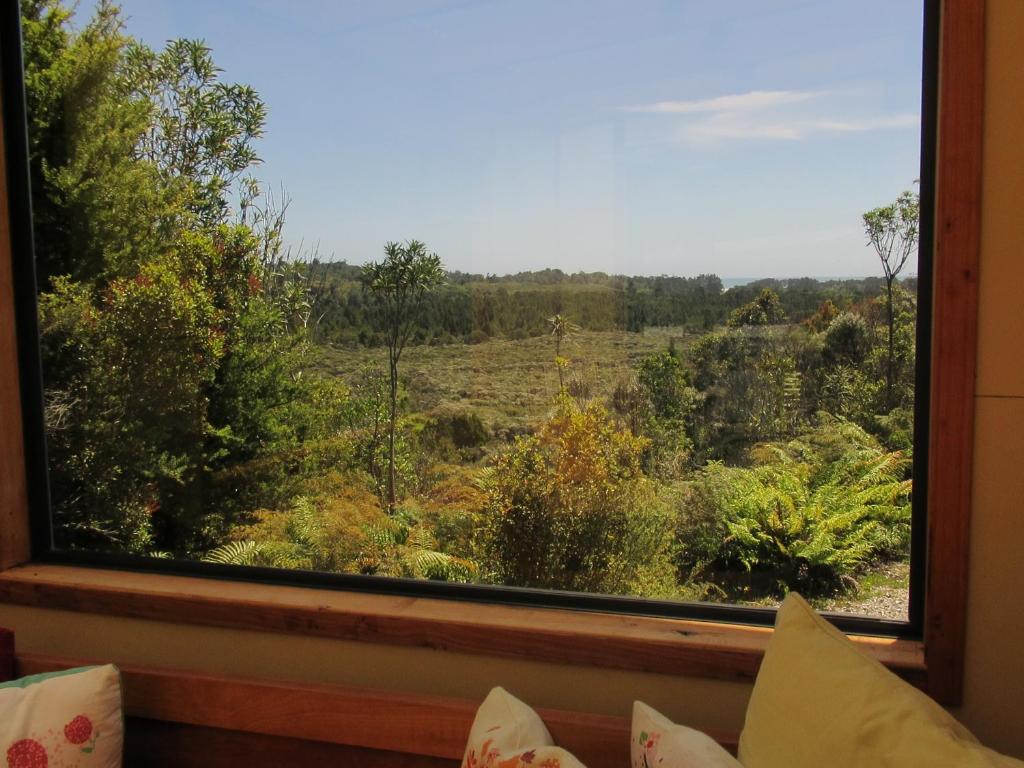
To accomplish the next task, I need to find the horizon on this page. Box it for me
[88,1,924,278]
[308,258,910,285]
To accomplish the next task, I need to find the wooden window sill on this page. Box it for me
[0,563,926,687]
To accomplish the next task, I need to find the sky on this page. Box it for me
[95,0,925,278]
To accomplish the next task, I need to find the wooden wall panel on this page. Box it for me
[124,720,459,768]
[0,61,30,572]
[925,0,988,705]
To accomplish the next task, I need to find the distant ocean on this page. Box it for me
[720,276,873,289]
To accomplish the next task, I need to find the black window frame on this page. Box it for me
[1,0,940,637]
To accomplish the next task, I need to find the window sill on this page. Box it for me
[0,563,926,687]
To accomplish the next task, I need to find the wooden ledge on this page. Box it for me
[0,564,926,687]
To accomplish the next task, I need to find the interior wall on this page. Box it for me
[1,0,1022,756]
[952,0,1024,753]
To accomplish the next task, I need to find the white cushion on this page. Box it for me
[1,664,123,768]
[462,686,585,768]
[632,701,741,767]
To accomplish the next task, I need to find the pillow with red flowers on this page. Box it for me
[0,664,123,768]
[462,687,585,768]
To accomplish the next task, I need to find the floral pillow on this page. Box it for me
[0,664,123,768]
[632,701,741,768]
[462,687,586,768]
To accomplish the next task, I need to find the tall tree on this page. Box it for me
[362,241,445,511]
[863,189,919,405]
[546,313,579,391]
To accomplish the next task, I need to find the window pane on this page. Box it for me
[25,1,925,621]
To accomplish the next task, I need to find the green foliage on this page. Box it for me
[357,508,478,582]
[823,312,871,366]
[680,420,911,596]
[22,0,171,287]
[727,289,787,328]
[863,190,920,283]
[413,410,489,464]
[124,37,266,222]
[627,351,699,477]
[687,327,811,462]
[214,488,383,572]
[308,266,892,347]
[477,397,676,595]
[339,364,415,502]
[40,257,223,552]
[28,1,318,555]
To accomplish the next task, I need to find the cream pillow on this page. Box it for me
[462,686,586,768]
[739,593,1024,768]
[0,664,123,768]
[632,701,741,768]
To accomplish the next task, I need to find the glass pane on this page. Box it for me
[26,0,924,621]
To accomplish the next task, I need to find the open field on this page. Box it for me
[315,328,694,434]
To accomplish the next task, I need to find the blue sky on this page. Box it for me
[99,1,925,278]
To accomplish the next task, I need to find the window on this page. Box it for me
[2,0,982,685]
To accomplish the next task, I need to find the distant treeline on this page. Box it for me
[306,261,913,347]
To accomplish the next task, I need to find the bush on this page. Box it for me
[477,396,676,595]
[823,312,871,366]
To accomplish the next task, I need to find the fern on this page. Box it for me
[693,418,912,595]
[202,540,265,566]
[357,515,478,582]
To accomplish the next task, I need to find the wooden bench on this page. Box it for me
[0,628,738,766]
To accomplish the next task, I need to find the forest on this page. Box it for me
[23,1,919,617]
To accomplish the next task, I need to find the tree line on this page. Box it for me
[306,263,902,347]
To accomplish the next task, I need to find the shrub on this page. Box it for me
[477,396,676,595]
[823,312,871,366]
[727,288,787,327]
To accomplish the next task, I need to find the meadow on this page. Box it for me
[316,328,691,437]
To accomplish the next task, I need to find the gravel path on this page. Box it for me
[816,562,910,621]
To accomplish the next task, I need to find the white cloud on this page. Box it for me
[622,89,821,114]
[623,88,919,144]
[683,113,920,142]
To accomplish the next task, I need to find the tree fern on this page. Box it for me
[691,418,912,595]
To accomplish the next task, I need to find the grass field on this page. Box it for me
[315,327,692,435]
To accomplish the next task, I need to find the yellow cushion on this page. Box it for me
[739,593,1023,768]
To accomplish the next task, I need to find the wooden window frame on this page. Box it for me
[0,0,984,704]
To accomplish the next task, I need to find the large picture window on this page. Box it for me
[7,0,940,633]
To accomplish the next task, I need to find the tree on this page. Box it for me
[21,0,170,288]
[863,189,919,406]
[362,241,445,511]
[24,2,318,554]
[124,37,266,223]
[546,313,579,391]
[727,288,786,327]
